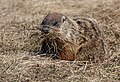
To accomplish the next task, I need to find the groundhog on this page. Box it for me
[39,12,105,62]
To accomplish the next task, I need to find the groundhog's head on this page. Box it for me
[40,12,68,35]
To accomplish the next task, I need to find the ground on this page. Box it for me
[0,0,120,82]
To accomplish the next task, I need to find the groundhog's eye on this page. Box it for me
[53,21,59,26]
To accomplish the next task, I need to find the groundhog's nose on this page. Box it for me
[42,26,50,34]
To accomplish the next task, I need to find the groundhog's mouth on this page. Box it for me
[40,25,62,34]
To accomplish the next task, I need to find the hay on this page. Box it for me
[0,0,120,82]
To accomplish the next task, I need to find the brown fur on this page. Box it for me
[39,12,105,62]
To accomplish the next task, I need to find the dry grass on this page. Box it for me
[0,0,120,82]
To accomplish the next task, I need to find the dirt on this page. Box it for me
[0,0,120,82]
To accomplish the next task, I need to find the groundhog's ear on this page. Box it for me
[61,16,67,22]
